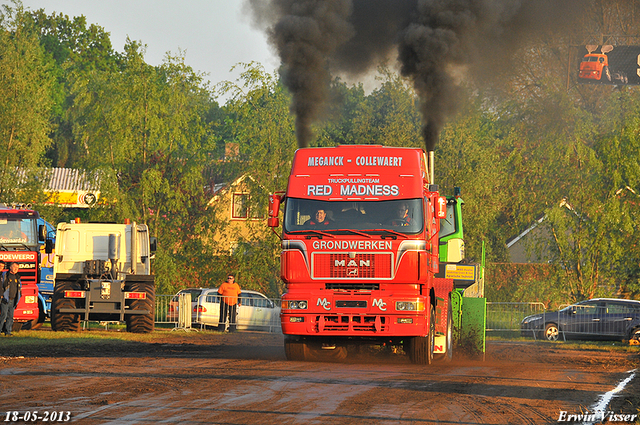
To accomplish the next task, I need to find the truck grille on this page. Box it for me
[335,300,367,308]
[314,315,388,333]
[18,266,37,284]
[312,253,393,279]
[326,283,379,291]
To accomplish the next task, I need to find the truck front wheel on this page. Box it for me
[125,280,155,333]
[305,341,348,362]
[408,303,435,364]
[284,336,307,361]
[51,281,81,332]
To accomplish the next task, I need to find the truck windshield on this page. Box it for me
[0,216,38,248]
[283,198,424,235]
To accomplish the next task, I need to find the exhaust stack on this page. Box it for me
[429,151,435,186]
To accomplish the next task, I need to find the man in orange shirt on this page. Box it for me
[218,274,241,332]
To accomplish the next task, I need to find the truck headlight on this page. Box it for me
[283,300,308,310]
[24,296,36,304]
[395,301,424,311]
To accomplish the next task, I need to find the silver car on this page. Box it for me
[195,288,281,332]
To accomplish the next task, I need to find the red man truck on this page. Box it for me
[0,205,52,330]
[268,145,483,363]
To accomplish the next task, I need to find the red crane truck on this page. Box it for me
[268,145,484,363]
[0,205,52,331]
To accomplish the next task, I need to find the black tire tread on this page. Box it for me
[51,280,81,332]
[125,280,155,333]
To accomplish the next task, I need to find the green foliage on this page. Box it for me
[0,1,54,198]
[3,3,640,307]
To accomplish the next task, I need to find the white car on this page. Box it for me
[195,288,281,332]
[168,288,209,322]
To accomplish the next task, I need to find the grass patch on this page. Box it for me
[2,327,216,346]
[486,333,639,352]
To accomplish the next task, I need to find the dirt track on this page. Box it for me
[0,330,638,424]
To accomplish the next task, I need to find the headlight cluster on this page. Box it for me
[522,316,542,324]
[283,300,308,310]
[395,301,424,311]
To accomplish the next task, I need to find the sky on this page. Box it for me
[16,0,280,102]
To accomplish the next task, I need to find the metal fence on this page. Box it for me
[155,294,175,324]
[155,293,282,333]
[154,296,638,341]
[486,302,546,332]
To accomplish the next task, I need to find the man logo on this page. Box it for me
[335,258,370,278]
[334,259,370,267]
[317,298,331,311]
[372,298,387,311]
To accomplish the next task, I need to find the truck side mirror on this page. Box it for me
[45,239,54,254]
[268,193,283,228]
[267,217,279,227]
[38,224,47,241]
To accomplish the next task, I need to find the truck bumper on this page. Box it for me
[281,312,428,337]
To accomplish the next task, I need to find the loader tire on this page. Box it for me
[125,280,155,333]
[434,295,453,362]
[51,281,81,332]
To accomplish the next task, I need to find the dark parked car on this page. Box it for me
[521,298,640,342]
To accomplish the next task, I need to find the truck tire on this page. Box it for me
[284,336,307,361]
[20,318,42,331]
[51,281,81,332]
[305,341,348,362]
[408,304,435,364]
[125,280,155,333]
[22,300,46,330]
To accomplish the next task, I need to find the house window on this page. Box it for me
[231,193,265,220]
[232,194,248,219]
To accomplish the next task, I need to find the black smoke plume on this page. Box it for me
[247,0,587,150]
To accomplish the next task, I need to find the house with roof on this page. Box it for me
[206,174,268,255]
[16,167,102,208]
[506,199,580,263]
[506,215,553,263]
[43,168,102,208]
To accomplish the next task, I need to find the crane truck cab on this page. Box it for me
[578,53,611,82]
[51,220,156,333]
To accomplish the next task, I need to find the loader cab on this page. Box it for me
[439,188,465,263]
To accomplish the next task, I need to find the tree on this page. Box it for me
[214,63,298,296]
[437,95,511,263]
[25,8,117,168]
[326,67,422,148]
[0,1,53,199]
[70,41,215,293]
